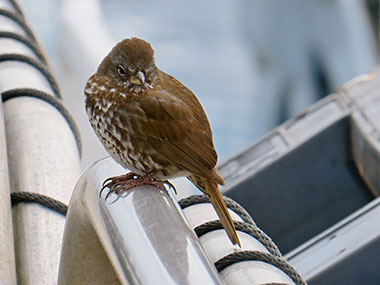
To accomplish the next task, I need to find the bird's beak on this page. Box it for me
[130,71,146,86]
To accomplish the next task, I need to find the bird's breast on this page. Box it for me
[86,89,185,178]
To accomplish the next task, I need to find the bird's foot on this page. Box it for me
[100,172,136,198]
[162,180,177,195]
[100,172,173,201]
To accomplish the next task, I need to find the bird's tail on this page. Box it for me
[204,179,241,247]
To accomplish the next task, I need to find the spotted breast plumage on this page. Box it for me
[84,37,241,246]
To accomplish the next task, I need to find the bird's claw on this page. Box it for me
[99,172,139,199]
[99,172,176,201]
[163,180,177,195]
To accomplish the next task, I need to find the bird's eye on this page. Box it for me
[117,65,126,77]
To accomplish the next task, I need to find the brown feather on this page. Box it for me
[137,87,218,179]
[189,175,241,246]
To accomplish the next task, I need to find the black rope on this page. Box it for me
[3,0,74,220]
[0,9,35,41]
[179,194,255,225]
[8,0,24,16]
[11,191,68,216]
[261,283,292,285]
[0,54,61,98]
[0,31,46,63]
[215,251,306,285]
[2,88,82,157]
[180,195,306,282]
[195,220,282,257]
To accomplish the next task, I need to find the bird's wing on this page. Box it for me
[135,89,218,178]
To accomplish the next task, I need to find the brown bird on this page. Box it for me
[84,37,241,247]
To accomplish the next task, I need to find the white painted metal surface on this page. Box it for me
[220,261,295,285]
[184,202,297,284]
[5,97,81,284]
[0,98,16,284]
[0,61,54,94]
[286,70,380,281]
[58,157,222,285]
[286,196,380,281]
[0,1,81,283]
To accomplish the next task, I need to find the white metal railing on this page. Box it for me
[0,0,82,283]
[58,157,222,284]
[58,157,304,284]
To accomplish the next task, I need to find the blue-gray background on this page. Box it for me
[18,0,379,194]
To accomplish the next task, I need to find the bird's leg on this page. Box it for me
[101,172,167,201]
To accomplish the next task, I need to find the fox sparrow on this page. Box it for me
[84,37,240,247]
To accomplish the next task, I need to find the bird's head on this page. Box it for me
[97,37,157,93]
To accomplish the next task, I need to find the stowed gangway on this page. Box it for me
[0,1,304,284]
[2,0,380,284]
[220,70,380,284]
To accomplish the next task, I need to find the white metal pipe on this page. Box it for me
[0,98,16,284]
[199,231,270,264]
[0,2,82,283]
[0,38,38,59]
[58,157,222,285]
[183,203,244,229]
[183,202,297,284]
[0,1,15,11]
[5,96,81,284]
[0,61,54,94]
[0,13,29,37]
[220,261,295,285]
[0,6,53,96]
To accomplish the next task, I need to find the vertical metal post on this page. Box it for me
[5,97,81,284]
[0,98,16,284]
[0,0,82,283]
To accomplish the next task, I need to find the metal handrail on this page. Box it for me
[58,157,222,284]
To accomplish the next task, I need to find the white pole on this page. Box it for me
[0,1,82,283]
[4,96,81,284]
[0,98,16,284]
